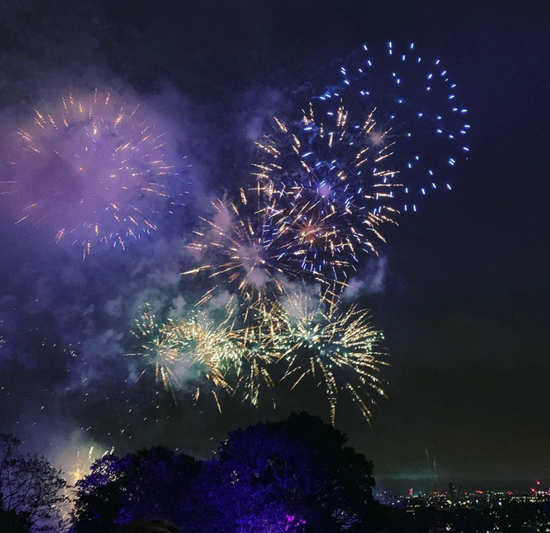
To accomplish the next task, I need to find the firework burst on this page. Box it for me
[12,90,183,257]
[254,103,398,281]
[317,41,470,211]
[230,309,282,407]
[128,305,186,395]
[124,43,469,426]
[128,305,240,411]
[270,289,387,423]
[183,185,327,315]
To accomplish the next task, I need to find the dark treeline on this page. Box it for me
[0,433,67,533]
[71,413,398,533]
[2,413,414,533]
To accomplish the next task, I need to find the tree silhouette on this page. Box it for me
[0,434,67,533]
[71,447,200,533]
[0,506,31,533]
[71,414,386,533]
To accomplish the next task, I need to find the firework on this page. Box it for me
[254,104,398,281]
[183,185,327,315]
[69,446,96,486]
[126,42,469,424]
[230,310,282,407]
[173,311,242,410]
[128,287,388,421]
[128,305,241,411]
[269,289,387,423]
[128,305,186,395]
[316,41,470,211]
[12,90,183,257]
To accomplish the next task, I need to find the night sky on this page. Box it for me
[0,0,548,492]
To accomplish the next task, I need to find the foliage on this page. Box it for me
[191,412,381,533]
[0,434,67,533]
[0,506,31,533]
[71,447,200,533]
[70,413,386,533]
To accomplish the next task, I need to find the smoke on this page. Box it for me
[0,0,385,473]
[239,87,286,142]
[52,430,112,485]
[343,256,388,301]
[0,76,221,463]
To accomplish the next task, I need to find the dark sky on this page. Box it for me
[0,0,548,492]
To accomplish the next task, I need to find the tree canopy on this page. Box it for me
[71,446,200,533]
[71,413,385,533]
[192,412,379,533]
[0,433,67,533]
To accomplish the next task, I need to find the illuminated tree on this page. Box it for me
[193,413,380,533]
[71,447,200,533]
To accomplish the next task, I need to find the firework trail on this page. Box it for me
[0,179,17,196]
[316,41,470,212]
[128,305,186,396]
[230,307,282,407]
[172,311,242,410]
[10,90,184,258]
[69,446,96,486]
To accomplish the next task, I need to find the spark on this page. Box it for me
[253,103,399,281]
[317,41,469,209]
[12,90,183,257]
[183,185,325,314]
[272,289,388,424]
[128,305,241,411]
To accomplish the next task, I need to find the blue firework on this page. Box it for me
[315,41,471,212]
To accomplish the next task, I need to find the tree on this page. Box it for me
[0,434,67,533]
[0,506,31,533]
[192,412,383,533]
[71,414,390,533]
[71,447,200,533]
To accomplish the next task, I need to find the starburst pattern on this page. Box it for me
[12,90,183,257]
